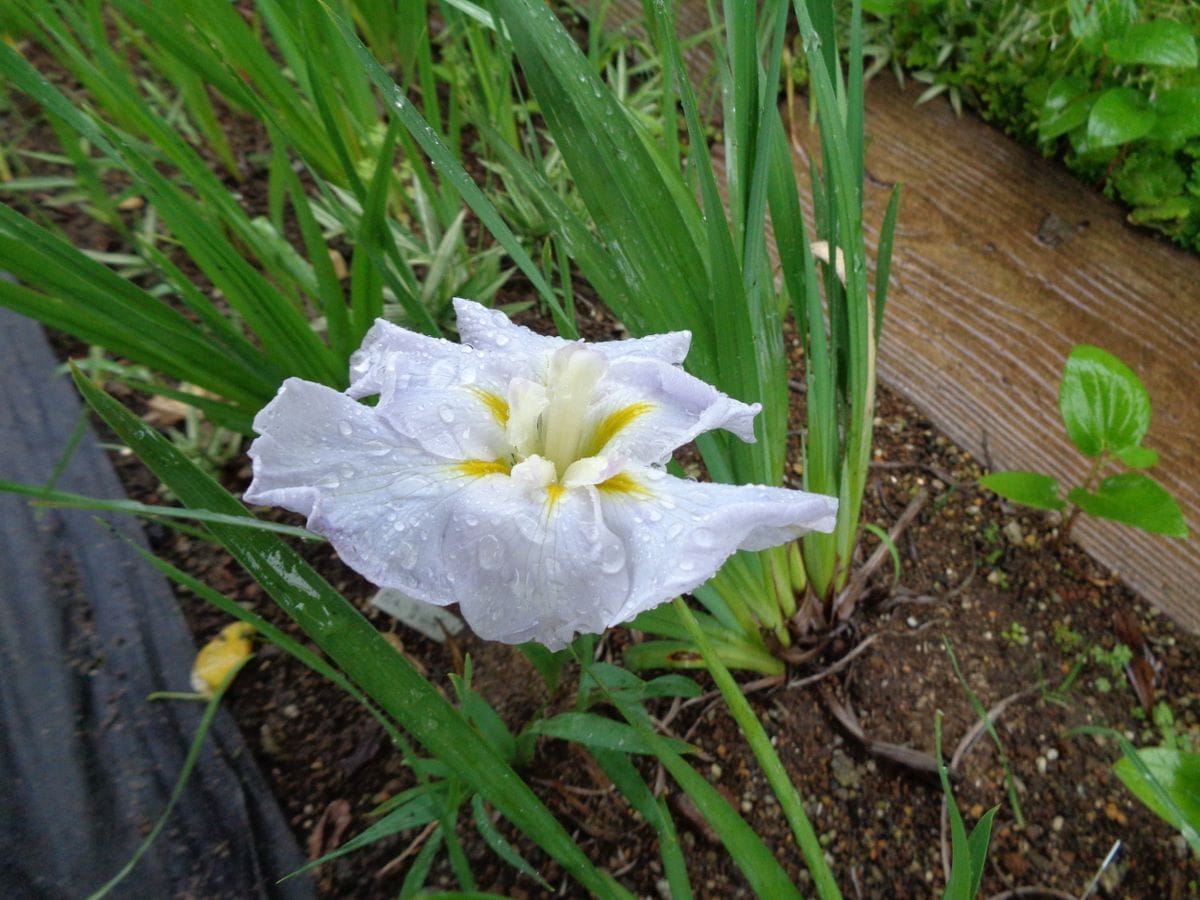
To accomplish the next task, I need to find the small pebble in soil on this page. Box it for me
[831,750,861,790]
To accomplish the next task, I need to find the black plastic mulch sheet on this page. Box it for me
[0,307,314,899]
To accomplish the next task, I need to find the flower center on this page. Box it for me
[507,343,607,479]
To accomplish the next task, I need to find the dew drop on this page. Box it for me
[337,420,353,437]
[396,541,417,569]
[679,559,696,572]
[430,359,456,383]
[439,406,455,423]
[478,534,504,570]
[598,540,626,574]
[494,333,510,347]
[646,507,663,522]
[693,527,715,548]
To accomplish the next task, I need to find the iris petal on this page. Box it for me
[444,466,630,649]
[590,356,760,463]
[245,379,502,606]
[590,465,839,625]
[453,297,692,364]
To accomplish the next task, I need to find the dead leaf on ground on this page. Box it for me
[307,798,353,861]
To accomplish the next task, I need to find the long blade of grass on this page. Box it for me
[575,648,801,898]
[0,480,319,539]
[590,749,692,899]
[672,599,842,899]
[494,0,715,353]
[317,0,575,338]
[874,184,902,341]
[470,795,554,891]
[285,162,355,362]
[646,0,762,485]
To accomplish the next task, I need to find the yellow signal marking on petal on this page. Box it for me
[597,472,650,497]
[470,388,509,427]
[546,483,566,509]
[587,402,654,456]
[190,621,255,697]
[455,459,511,478]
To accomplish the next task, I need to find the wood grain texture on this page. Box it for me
[790,77,1199,630]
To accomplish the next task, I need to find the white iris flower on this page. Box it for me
[244,299,838,650]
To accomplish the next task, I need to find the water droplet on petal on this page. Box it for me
[679,559,695,572]
[337,420,353,437]
[396,541,417,569]
[494,333,510,347]
[646,507,662,522]
[693,527,715,548]
[478,534,504,570]
[439,406,455,423]
[430,359,456,383]
[599,540,626,574]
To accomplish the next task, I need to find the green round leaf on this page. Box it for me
[979,471,1065,511]
[1087,87,1156,148]
[1059,344,1152,456]
[1106,20,1199,68]
[1070,0,1138,52]
[1148,88,1200,142]
[1067,473,1188,537]
[1039,77,1094,141]
[1116,445,1159,469]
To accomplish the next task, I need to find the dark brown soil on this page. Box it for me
[6,18,1200,900]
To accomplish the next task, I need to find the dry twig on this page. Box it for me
[788,633,879,690]
[833,489,928,621]
[817,681,941,776]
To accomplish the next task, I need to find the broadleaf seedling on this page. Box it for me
[981,345,1188,541]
